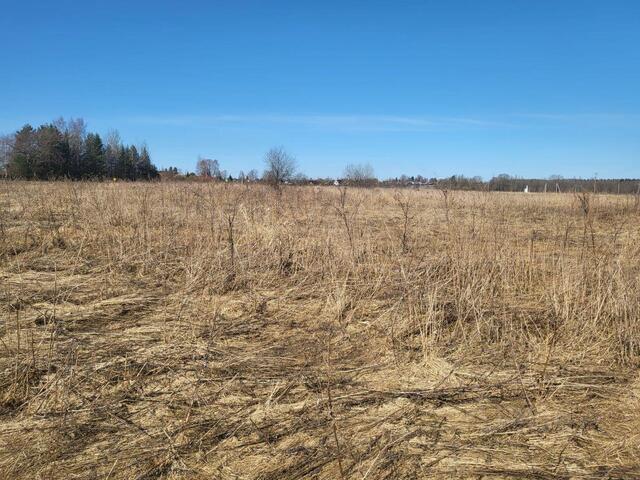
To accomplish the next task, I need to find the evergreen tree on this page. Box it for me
[34,124,68,178]
[9,125,37,178]
[83,133,106,178]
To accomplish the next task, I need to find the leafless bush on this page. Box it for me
[333,186,362,259]
[393,190,414,253]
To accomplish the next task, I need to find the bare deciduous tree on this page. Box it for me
[393,190,414,253]
[196,157,221,178]
[105,130,121,177]
[263,146,296,190]
[246,169,259,182]
[0,134,15,177]
[333,186,362,260]
[343,163,376,187]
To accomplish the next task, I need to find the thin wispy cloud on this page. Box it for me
[125,112,640,132]
[510,113,640,126]
[126,114,510,132]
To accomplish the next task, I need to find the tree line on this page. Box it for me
[2,129,637,194]
[0,118,159,180]
[184,152,378,187]
[167,150,640,195]
[381,174,640,194]
[484,174,640,194]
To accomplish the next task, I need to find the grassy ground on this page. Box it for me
[1,181,640,479]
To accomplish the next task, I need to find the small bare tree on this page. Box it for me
[440,188,450,224]
[0,134,14,177]
[333,186,362,260]
[393,190,414,253]
[263,147,296,190]
[343,163,376,187]
[196,157,221,178]
[246,169,259,182]
[576,192,596,257]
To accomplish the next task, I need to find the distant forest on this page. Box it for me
[0,118,158,180]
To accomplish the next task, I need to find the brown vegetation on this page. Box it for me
[1,181,640,479]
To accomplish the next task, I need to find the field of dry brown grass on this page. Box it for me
[1,181,640,479]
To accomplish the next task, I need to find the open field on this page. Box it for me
[1,181,640,479]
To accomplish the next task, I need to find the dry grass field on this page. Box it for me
[1,181,640,479]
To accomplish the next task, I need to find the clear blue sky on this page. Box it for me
[1,0,639,179]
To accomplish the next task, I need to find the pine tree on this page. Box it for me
[8,125,37,178]
[34,124,68,178]
[83,133,106,178]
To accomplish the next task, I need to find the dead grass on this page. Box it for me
[1,180,640,479]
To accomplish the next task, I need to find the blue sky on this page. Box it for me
[1,0,639,179]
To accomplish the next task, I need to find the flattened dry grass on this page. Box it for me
[1,181,640,479]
